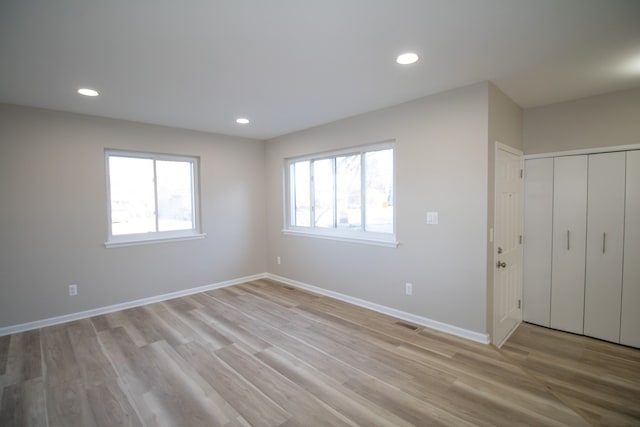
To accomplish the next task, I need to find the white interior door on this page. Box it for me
[493,143,523,346]
[523,158,554,327]
[621,150,640,347]
[551,155,588,334]
[584,152,626,342]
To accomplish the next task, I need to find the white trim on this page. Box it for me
[0,273,267,336]
[524,143,640,160]
[282,229,399,248]
[1,272,489,345]
[105,149,203,246]
[105,233,206,248]
[496,141,524,157]
[266,273,490,344]
[285,140,396,163]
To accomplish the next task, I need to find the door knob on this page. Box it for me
[496,261,506,268]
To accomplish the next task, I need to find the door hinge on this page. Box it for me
[519,235,523,244]
[518,299,521,309]
[520,169,523,178]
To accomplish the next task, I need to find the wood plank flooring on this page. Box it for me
[501,322,640,426]
[1,279,638,426]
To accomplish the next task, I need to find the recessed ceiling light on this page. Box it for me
[77,88,99,97]
[396,52,419,65]
[236,117,250,124]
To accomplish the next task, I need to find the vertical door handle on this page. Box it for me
[567,230,570,251]
[603,232,606,254]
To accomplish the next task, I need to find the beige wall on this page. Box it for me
[489,83,524,152]
[524,87,640,154]
[0,104,267,328]
[486,83,523,335]
[265,83,490,334]
[1,81,527,337]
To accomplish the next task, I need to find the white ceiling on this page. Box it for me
[1,0,639,140]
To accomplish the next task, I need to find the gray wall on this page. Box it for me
[265,83,491,334]
[1,81,530,336]
[524,87,640,154]
[489,83,523,153]
[0,104,267,328]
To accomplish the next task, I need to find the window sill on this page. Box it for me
[105,233,206,248]
[282,229,399,248]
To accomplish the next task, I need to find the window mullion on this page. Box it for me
[332,157,337,228]
[310,160,315,229]
[360,153,366,232]
[289,164,295,227]
[106,155,114,238]
[152,159,160,233]
[190,161,197,231]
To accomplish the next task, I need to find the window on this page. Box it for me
[105,150,204,247]
[285,142,397,246]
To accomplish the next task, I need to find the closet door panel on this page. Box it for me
[584,152,626,342]
[551,156,588,334]
[621,150,640,347]
[523,158,553,326]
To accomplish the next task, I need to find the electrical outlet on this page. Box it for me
[277,256,281,265]
[68,284,78,296]
[405,282,413,296]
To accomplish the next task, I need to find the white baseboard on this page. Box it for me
[1,272,489,345]
[0,273,268,336]
[266,273,490,344]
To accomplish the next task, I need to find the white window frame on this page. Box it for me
[104,149,205,248]
[283,141,398,247]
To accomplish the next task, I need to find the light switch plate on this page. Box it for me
[426,211,438,225]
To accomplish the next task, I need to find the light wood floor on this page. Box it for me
[1,279,638,426]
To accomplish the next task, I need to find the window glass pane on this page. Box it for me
[336,154,361,229]
[365,149,394,233]
[293,161,311,227]
[313,158,334,228]
[287,145,395,241]
[109,156,156,235]
[156,160,194,232]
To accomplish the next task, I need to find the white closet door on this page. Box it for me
[551,156,587,334]
[621,150,640,347]
[584,152,626,343]
[523,158,553,326]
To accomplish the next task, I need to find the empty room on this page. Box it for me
[1,1,639,426]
